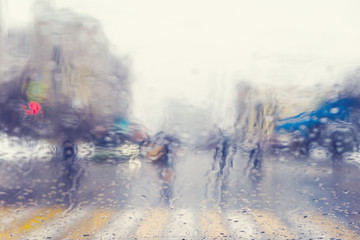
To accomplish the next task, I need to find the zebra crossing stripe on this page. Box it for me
[0,207,31,232]
[200,207,229,239]
[0,206,359,239]
[163,208,198,238]
[0,207,64,239]
[24,207,89,240]
[0,207,6,216]
[133,207,170,239]
[60,208,115,239]
[252,209,297,239]
[225,209,260,239]
[299,212,359,240]
[94,208,145,239]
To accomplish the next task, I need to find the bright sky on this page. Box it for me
[3,0,360,132]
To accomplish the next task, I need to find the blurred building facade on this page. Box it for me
[2,6,131,125]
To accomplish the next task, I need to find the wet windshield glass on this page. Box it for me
[1,0,360,239]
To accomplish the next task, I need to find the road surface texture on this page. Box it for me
[0,136,360,239]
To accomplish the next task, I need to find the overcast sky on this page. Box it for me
[3,0,360,132]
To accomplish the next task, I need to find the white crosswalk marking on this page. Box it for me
[225,209,260,239]
[0,207,64,239]
[95,208,144,239]
[163,208,199,238]
[200,207,229,238]
[0,207,35,231]
[251,209,297,240]
[25,207,88,240]
[286,209,359,240]
[0,206,359,239]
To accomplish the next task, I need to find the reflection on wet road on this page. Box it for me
[1,140,360,239]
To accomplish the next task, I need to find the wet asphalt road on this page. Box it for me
[0,142,360,238]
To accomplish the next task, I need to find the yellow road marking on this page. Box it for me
[134,207,169,239]
[0,207,27,219]
[304,212,359,240]
[200,208,229,239]
[0,207,10,219]
[252,209,297,240]
[61,208,114,239]
[0,207,63,239]
[0,207,27,232]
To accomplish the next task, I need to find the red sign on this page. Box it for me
[21,101,43,116]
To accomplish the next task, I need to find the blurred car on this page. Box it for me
[231,81,360,170]
[275,97,360,160]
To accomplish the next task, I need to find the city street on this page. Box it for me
[2,0,360,239]
[0,138,360,239]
